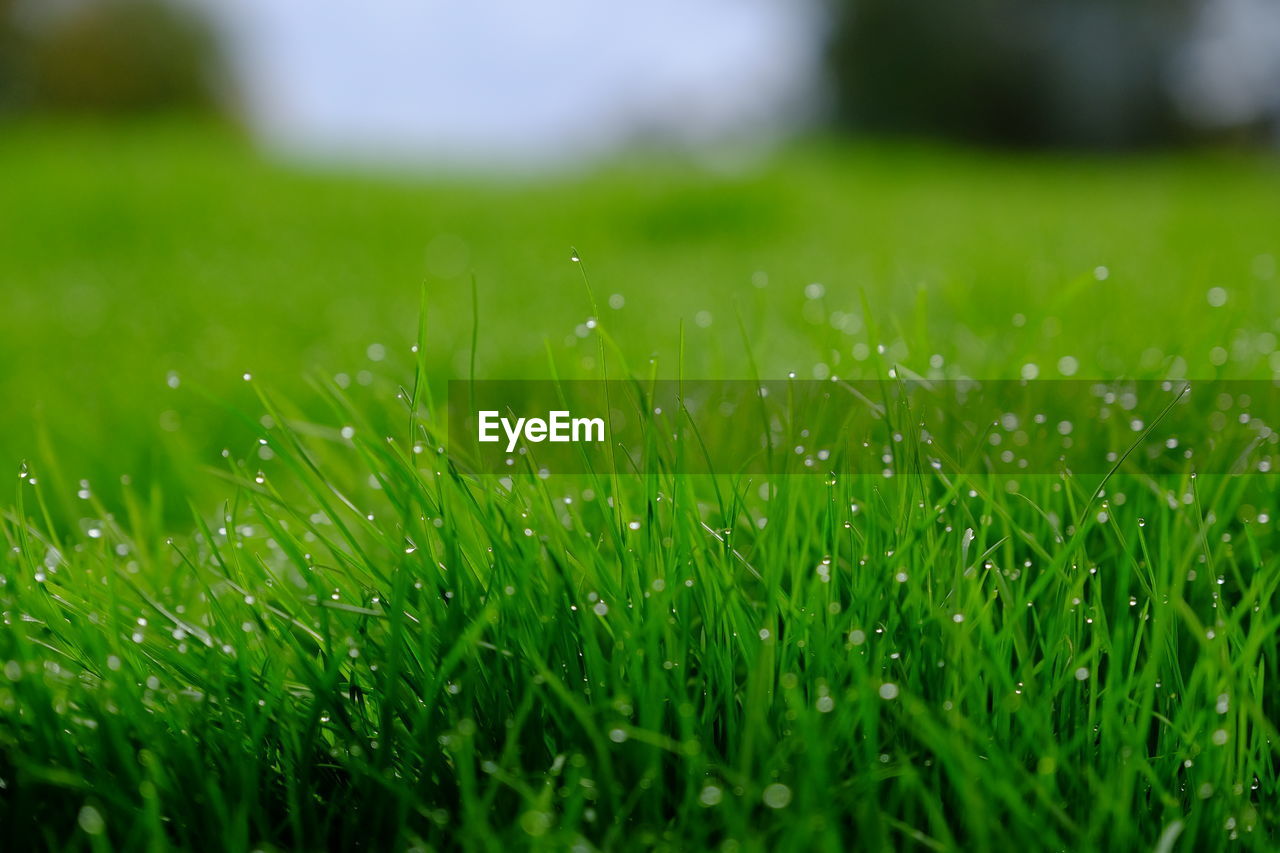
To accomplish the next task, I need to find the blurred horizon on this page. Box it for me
[3,0,1279,168]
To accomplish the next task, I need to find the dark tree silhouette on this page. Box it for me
[825,0,1195,148]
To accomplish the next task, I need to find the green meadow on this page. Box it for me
[2,120,1280,850]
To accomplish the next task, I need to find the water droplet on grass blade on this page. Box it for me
[762,783,792,809]
[77,805,105,836]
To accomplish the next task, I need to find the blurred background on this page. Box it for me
[1,0,1278,510]
[6,0,1279,155]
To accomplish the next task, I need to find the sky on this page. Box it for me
[200,0,825,168]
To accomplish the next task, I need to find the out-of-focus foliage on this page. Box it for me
[825,0,1196,148]
[1,0,224,116]
[1,121,1278,509]
[0,0,26,113]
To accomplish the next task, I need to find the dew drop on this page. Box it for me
[762,783,792,809]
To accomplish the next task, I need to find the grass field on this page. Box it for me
[2,120,1280,850]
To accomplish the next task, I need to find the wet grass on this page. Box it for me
[2,121,1280,850]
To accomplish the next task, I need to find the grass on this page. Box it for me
[2,119,1280,850]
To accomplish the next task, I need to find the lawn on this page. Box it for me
[1,120,1279,850]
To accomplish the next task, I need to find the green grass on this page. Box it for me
[2,120,1280,850]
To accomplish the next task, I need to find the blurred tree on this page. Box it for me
[825,0,1195,148]
[4,0,224,115]
[0,0,29,114]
